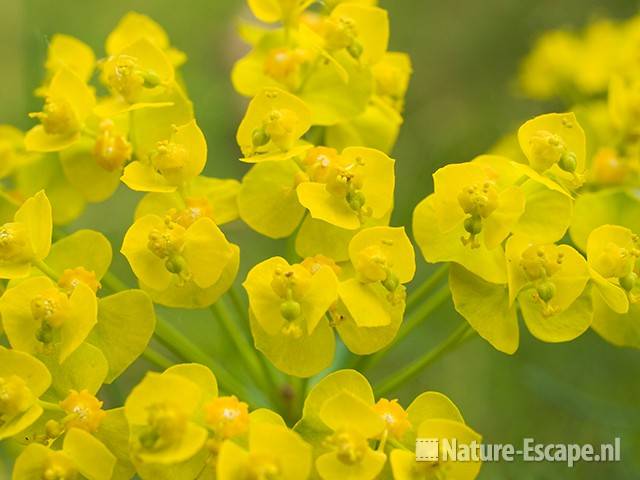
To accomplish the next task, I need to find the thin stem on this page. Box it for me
[406,264,448,311]
[357,284,451,372]
[210,299,269,392]
[32,259,60,282]
[141,347,174,370]
[101,271,130,292]
[374,323,473,396]
[38,400,63,412]
[154,316,261,405]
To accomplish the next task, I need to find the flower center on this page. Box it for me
[42,452,77,480]
[93,119,132,172]
[30,97,80,136]
[0,222,32,263]
[247,453,282,480]
[326,429,368,465]
[373,398,410,439]
[58,267,101,294]
[263,47,309,87]
[138,403,187,452]
[103,54,160,103]
[60,390,106,433]
[205,395,250,439]
[0,375,34,422]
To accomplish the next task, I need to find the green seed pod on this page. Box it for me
[536,280,556,302]
[347,41,363,59]
[165,255,188,274]
[347,191,366,211]
[252,128,271,148]
[382,272,399,292]
[619,272,638,292]
[463,215,482,235]
[559,151,577,173]
[280,299,302,321]
[142,69,161,88]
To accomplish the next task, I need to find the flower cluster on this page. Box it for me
[3,3,639,479]
[234,0,416,376]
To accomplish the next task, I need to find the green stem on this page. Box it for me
[38,400,63,412]
[210,299,269,392]
[32,258,60,282]
[141,347,174,370]
[406,264,448,311]
[374,323,474,397]
[154,316,260,405]
[357,284,451,372]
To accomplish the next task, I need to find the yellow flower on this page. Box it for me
[585,225,640,348]
[121,120,207,192]
[518,112,586,188]
[237,88,312,162]
[0,191,52,279]
[0,276,97,362]
[244,256,338,376]
[125,372,208,465]
[0,347,51,440]
[96,38,175,117]
[25,68,95,152]
[12,428,116,480]
[372,398,410,440]
[60,389,107,433]
[217,422,312,480]
[121,213,238,308]
[297,146,395,230]
[205,395,250,440]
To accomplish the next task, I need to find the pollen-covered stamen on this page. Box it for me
[103,54,161,103]
[303,147,342,183]
[60,390,106,433]
[324,16,362,59]
[93,119,132,172]
[31,288,72,347]
[520,245,565,316]
[247,453,282,480]
[457,181,499,249]
[372,399,410,440]
[263,47,310,87]
[0,222,32,262]
[58,267,101,294]
[0,375,34,423]
[325,429,368,465]
[528,130,572,173]
[29,97,81,136]
[150,138,189,183]
[147,220,186,259]
[205,395,250,439]
[171,197,214,228]
[42,451,77,480]
[595,240,639,280]
[261,109,300,152]
[138,403,187,452]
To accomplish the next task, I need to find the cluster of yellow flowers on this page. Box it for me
[0,4,483,479]
[2,2,639,478]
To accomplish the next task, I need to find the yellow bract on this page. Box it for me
[25,69,95,152]
[121,213,236,301]
[0,347,51,441]
[237,88,312,162]
[0,191,51,279]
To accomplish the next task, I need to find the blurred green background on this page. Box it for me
[1,0,639,478]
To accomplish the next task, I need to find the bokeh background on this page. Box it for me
[1,0,639,478]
